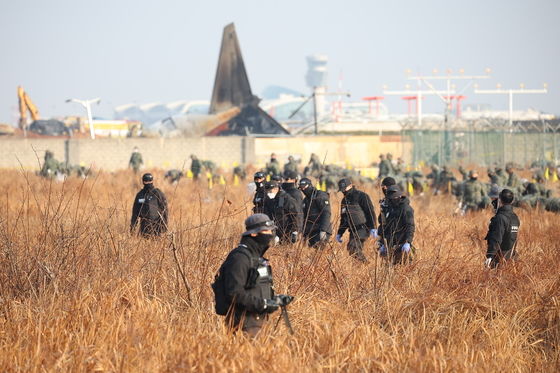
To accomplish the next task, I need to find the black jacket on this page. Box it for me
[337,187,376,236]
[485,204,520,257]
[131,184,168,234]
[282,182,303,207]
[264,190,303,237]
[378,196,414,248]
[252,183,266,214]
[220,236,273,315]
[302,187,332,235]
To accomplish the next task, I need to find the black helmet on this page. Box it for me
[338,178,352,192]
[254,171,266,180]
[284,170,298,180]
[386,185,402,198]
[271,175,283,182]
[264,181,280,190]
[142,173,154,183]
[381,177,396,187]
[298,177,313,190]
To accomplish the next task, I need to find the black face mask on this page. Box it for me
[301,186,313,197]
[253,233,274,251]
[389,197,401,206]
[470,177,478,181]
[255,181,264,189]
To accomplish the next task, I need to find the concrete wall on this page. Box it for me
[0,135,411,171]
[66,137,250,171]
[253,135,410,167]
[0,138,66,170]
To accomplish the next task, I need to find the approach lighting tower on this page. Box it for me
[383,85,456,127]
[406,68,491,123]
[474,83,548,126]
[362,96,385,116]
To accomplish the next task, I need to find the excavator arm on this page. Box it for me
[17,86,40,130]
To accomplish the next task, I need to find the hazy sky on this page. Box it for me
[1,0,558,123]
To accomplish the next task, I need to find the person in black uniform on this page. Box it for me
[377,185,415,265]
[335,178,377,262]
[252,171,266,214]
[485,189,520,269]
[130,173,168,237]
[263,181,303,244]
[282,170,303,207]
[212,214,284,337]
[379,176,397,218]
[298,177,332,248]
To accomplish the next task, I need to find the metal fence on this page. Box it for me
[402,118,560,167]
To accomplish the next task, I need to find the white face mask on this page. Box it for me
[267,192,277,199]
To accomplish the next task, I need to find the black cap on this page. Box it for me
[499,189,514,204]
[338,178,352,192]
[381,177,396,187]
[254,171,266,179]
[142,173,154,183]
[298,177,313,189]
[284,170,298,180]
[242,214,277,236]
[264,181,279,190]
[386,185,402,198]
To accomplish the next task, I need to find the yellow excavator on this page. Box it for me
[17,86,40,132]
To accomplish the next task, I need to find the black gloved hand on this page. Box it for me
[290,232,298,243]
[263,298,280,313]
[274,294,294,307]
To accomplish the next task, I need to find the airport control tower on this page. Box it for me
[305,54,328,118]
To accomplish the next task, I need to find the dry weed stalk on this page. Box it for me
[0,169,558,372]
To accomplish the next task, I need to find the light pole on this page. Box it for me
[66,98,101,139]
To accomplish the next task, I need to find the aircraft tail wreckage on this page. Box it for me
[209,23,290,136]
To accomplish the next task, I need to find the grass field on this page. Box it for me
[0,169,558,372]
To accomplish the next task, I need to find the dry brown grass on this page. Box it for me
[0,169,559,372]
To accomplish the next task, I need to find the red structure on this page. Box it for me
[401,96,424,116]
[362,96,385,116]
[443,95,467,118]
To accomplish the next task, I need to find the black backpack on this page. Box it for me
[211,245,255,316]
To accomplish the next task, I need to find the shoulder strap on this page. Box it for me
[312,191,324,209]
[278,195,285,208]
[235,244,257,268]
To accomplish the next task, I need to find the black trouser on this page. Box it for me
[307,230,330,248]
[347,226,368,262]
[489,248,516,268]
[140,220,166,237]
[385,245,412,265]
[226,311,266,337]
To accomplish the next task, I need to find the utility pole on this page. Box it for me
[66,98,101,139]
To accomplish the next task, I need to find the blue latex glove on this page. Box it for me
[335,234,343,243]
[379,245,387,256]
[370,229,378,239]
[402,243,411,253]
